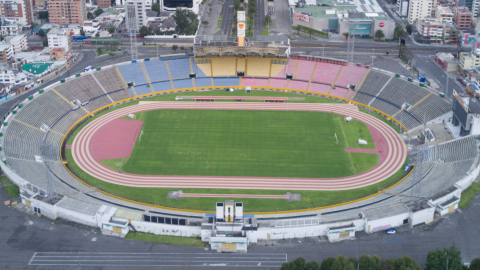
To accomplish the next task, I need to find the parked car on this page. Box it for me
[385,228,396,234]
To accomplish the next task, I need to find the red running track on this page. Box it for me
[71,102,407,191]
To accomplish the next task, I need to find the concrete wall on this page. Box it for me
[409,207,435,226]
[131,220,201,237]
[30,196,57,220]
[365,212,410,233]
[56,205,98,227]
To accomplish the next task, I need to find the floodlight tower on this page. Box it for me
[347,20,359,64]
[39,139,59,203]
[125,3,139,61]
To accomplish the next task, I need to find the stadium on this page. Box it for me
[2,40,479,251]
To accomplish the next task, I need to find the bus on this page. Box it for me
[73,36,89,42]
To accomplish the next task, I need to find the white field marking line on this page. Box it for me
[338,117,356,175]
[139,130,143,142]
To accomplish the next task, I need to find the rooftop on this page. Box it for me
[48,28,68,35]
[21,63,53,74]
[328,223,356,231]
[362,201,410,220]
[438,6,453,14]
[0,44,12,51]
[113,209,143,221]
[430,185,458,201]
[440,196,460,207]
[56,196,101,216]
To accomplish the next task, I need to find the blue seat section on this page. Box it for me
[117,63,148,85]
[143,60,170,82]
[127,87,136,96]
[191,58,206,77]
[134,84,152,95]
[194,77,212,87]
[152,81,173,92]
[213,77,239,87]
[173,79,194,89]
[168,59,191,80]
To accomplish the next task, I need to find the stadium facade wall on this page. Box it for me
[131,220,201,237]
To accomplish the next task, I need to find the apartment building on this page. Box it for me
[0,44,13,63]
[436,6,454,22]
[396,0,409,18]
[408,0,434,24]
[97,0,111,8]
[34,0,46,8]
[4,34,27,53]
[48,0,87,24]
[454,6,473,27]
[0,0,34,26]
[0,22,22,35]
[415,18,444,42]
[47,27,72,53]
[456,0,479,18]
[443,22,459,44]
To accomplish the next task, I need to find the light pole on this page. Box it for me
[371,48,375,66]
[322,44,325,56]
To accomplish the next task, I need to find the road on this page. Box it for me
[219,0,235,37]
[254,0,266,37]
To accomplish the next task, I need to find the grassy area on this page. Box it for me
[107,109,377,178]
[1,175,20,198]
[358,107,401,133]
[125,232,207,247]
[459,182,480,209]
[262,30,270,35]
[217,13,223,29]
[64,90,408,212]
[97,50,117,56]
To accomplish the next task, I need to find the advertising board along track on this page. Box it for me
[71,101,407,190]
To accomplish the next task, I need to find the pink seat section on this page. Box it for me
[330,87,349,99]
[90,118,144,161]
[275,59,296,78]
[308,83,331,94]
[241,78,269,87]
[294,60,316,81]
[345,90,355,100]
[311,62,342,84]
[269,78,288,88]
[335,65,367,87]
[288,80,309,91]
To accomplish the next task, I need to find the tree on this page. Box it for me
[80,28,86,37]
[110,40,120,50]
[94,8,104,17]
[173,8,198,34]
[343,32,349,40]
[151,3,161,13]
[375,29,385,40]
[139,25,151,37]
[293,25,301,35]
[172,44,178,51]
[97,47,102,54]
[470,258,480,270]
[42,37,48,47]
[233,0,240,10]
[306,27,314,38]
[394,25,406,39]
[87,12,94,20]
[331,255,355,270]
[405,23,413,35]
[264,15,272,29]
[202,20,209,26]
[358,255,382,270]
[108,51,116,56]
[38,28,45,37]
[396,256,421,270]
[154,28,162,35]
[320,257,336,270]
[281,257,319,270]
[108,26,115,33]
[425,246,462,270]
[39,11,49,20]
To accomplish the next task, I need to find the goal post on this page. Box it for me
[245,86,251,93]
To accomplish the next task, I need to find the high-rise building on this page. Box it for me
[125,0,147,31]
[396,0,409,18]
[97,0,111,8]
[48,0,87,24]
[0,0,34,26]
[454,6,472,27]
[408,0,433,24]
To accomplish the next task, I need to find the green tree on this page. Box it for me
[233,0,240,10]
[359,255,382,270]
[80,28,86,36]
[38,28,45,37]
[343,32,349,40]
[173,8,198,34]
[154,28,162,35]
[94,8,104,17]
[151,3,161,13]
[39,11,49,20]
[264,15,272,29]
[396,256,421,270]
[281,257,319,270]
[321,257,336,270]
[306,27,315,38]
[42,37,48,47]
[110,40,120,50]
[172,44,178,51]
[331,255,355,270]
[87,12,94,20]
[139,25,151,37]
[202,20,209,25]
[293,25,301,35]
[394,25,406,39]
[381,259,396,270]
[470,258,480,270]
[405,23,413,35]
[375,29,385,40]
[97,47,102,54]
[108,51,116,56]
[425,246,463,270]
[108,26,115,33]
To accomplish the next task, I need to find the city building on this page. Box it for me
[291,1,396,40]
[0,69,16,84]
[0,0,34,26]
[456,0,479,18]
[0,44,13,63]
[396,0,409,18]
[4,34,27,53]
[435,52,458,71]
[436,6,454,22]
[459,51,480,72]
[163,0,199,14]
[47,27,72,53]
[1,22,22,36]
[116,0,152,11]
[20,62,53,77]
[34,0,46,8]
[408,0,434,24]
[125,0,147,31]
[50,47,65,60]
[97,0,110,8]
[454,6,473,27]
[443,21,459,44]
[414,17,444,43]
[159,16,175,31]
[48,0,87,25]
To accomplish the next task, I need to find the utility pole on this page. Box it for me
[371,48,375,66]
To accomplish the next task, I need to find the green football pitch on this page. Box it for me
[104,109,378,178]
[66,90,407,212]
